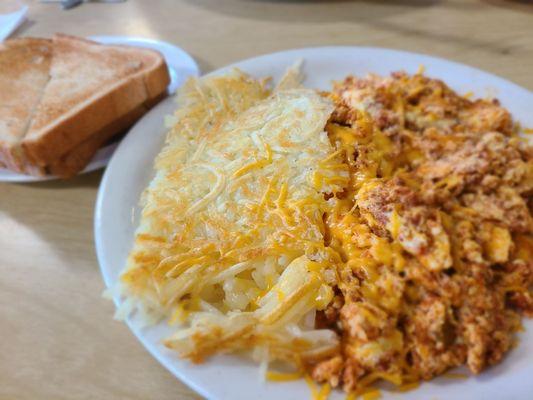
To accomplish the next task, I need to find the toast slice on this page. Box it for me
[22,34,170,169]
[47,101,146,178]
[0,38,52,174]
[47,92,167,178]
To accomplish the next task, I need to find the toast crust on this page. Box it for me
[48,102,149,178]
[0,38,52,173]
[48,93,166,178]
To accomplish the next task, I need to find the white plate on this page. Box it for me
[0,35,199,183]
[95,47,533,400]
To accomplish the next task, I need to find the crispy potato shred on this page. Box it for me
[117,67,532,396]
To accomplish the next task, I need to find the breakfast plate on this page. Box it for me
[95,47,533,400]
[0,35,199,183]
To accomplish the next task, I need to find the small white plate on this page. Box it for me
[0,35,199,183]
[95,47,533,400]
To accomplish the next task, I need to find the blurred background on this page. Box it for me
[2,0,532,87]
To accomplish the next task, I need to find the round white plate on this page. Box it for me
[0,35,199,183]
[95,47,533,400]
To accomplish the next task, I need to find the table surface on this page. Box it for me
[1,1,532,399]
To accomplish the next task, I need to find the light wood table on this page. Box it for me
[1,1,532,399]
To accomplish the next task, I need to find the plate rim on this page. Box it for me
[215,45,532,94]
[95,45,533,400]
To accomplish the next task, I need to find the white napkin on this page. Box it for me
[0,5,28,42]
